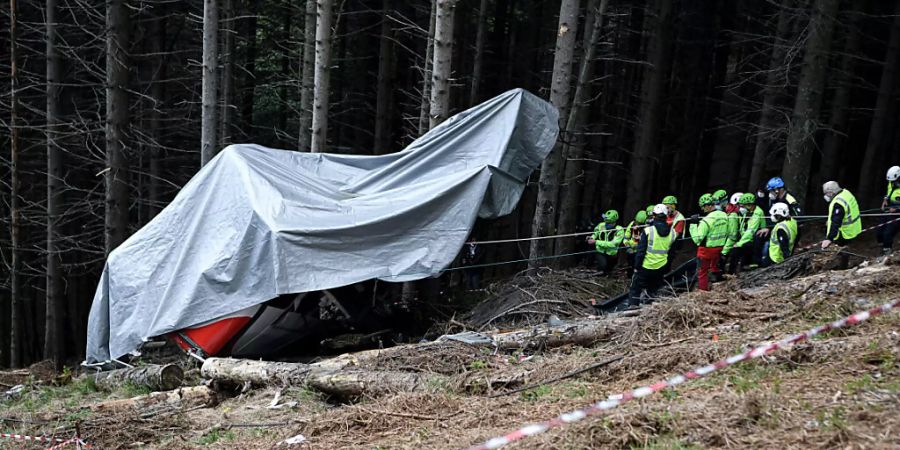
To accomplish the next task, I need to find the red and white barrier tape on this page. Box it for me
[46,436,91,450]
[464,298,900,450]
[0,432,91,449]
[0,432,65,444]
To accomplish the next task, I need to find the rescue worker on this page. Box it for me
[764,176,802,216]
[728,193,765,273]
[624,210,648,279]
[726,192,742,214]
[762,202,798,267]
[757,176,802,242]
[689,194,729,291]
[587,209,624,276]
[719,192,743,275]
[661,195,686,273]
[709,190,729,281]
[877,166,900,255]
[662,195,686,238]
[712,189,728,211]
[822,181,861,250]
[627,204,673,306]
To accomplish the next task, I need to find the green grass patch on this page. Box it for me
[195,429,237,445]
[631,435,702,450]
[520,384,552,402]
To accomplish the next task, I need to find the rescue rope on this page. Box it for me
[463,211,899,245]
[449,214,900,273]
[463,297,900,450]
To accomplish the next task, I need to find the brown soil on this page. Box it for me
[2,254,899,449]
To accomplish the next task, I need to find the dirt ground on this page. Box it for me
[2,249,899,449]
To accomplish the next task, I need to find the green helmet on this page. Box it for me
[712,189,727,202]
[738,193,756,205]
[698,193,714,206]
[603,209,619,223]
[662,195,678,205]
[634,210,648,224]
[646,204,655,215]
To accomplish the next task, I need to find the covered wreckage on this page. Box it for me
[85,89,559,363]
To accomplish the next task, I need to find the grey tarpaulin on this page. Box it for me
[85,88,559,363]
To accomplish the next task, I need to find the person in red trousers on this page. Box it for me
[689,194,730,291]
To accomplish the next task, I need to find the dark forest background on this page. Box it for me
[1,0,899,367]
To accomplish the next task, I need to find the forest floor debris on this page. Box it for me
[2,253,899,449]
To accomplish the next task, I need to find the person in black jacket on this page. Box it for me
[626,205,673,307]
[460,243,484,290]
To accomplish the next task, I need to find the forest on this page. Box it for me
[1,0,899,369]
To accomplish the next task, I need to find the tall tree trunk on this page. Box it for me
[819,7,860,184]
[856,2,900,205]
[428,0,458,129]
[624,0,672,218]
[45,0,64,367]
[417,1,437,136]
[299,0,316,151]
[201,0,220,165]
[311,0,334,153]
[148,8,166,219]
[219,0,234,147]
[9,0,23,368]
[278,11,292,139]
[241,0,259,136]
[468,0,488,106]
[747,1,793,193]
[106,0,130,255]
[556,0,608,262]
[781,0,839,207]
[373,0,395,154]
[528,0,581,269]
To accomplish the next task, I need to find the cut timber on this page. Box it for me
[87,385,217,415]
[90,364,184,392]
[201,358,320,387]
[202,317,629,396]
[489,317,633,350]
[201,358,448,398]
[306,369,448,397]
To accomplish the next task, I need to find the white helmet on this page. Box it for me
[888,165,900,181]
[652,204,669,216]
[823,180,842,196]
[729,192,743,205]
[769,202,789,218]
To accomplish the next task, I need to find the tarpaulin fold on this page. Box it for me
[85,88,559,363]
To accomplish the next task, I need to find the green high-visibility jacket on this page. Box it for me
[723,211,741,254]
[768,218,798,264]
[592,223,624,256]
[689,210,729,248]
[735,206,765,248]
[888,183,900,205]
[623,221,643,253]
[642,226,673,270]
[826,189,861,240]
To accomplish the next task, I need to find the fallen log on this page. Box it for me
[489,317,633,350]
[320,317,632,366]
[305,369,448,397]
[200,358,319,387]
[87,385,217,415]
[201,358,448,398]
[90,364,184,392]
